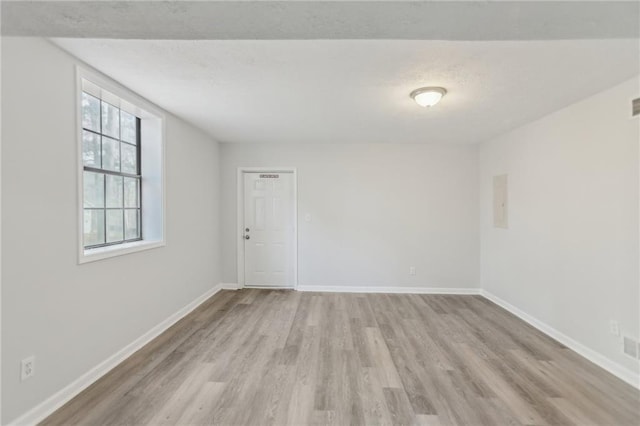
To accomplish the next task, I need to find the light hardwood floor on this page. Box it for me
[42,289,639,426]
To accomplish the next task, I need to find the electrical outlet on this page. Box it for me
[409,266,416,275]
[609,320,620,336]
[21,356,35,381]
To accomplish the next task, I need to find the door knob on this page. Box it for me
[245,235,250,240]
[245,228,250,232]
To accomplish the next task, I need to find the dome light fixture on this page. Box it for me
[410,86,447,107]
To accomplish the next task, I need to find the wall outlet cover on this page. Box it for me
[21,356,35,381]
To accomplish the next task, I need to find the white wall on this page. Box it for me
[479,76,640,379]
[2,35,636,424]
[1,38,221,423]
[221,143,479,290]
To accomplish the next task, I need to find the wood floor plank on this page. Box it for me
[382,387,417,426]
[173,381,226,425]
[365,327,404,388]
[454,344,547,425]
[146,362,217,425]
[286,383,315,426]
[416,414,443,426]
[359,366,396,426]
[41,290,640,426]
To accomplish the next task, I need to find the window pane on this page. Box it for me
[82,93,100,132]
[102,137,121,172]
[106,175,123,208]
[121,111,137,144]
[121,143,137,174]
[84,209,105,246]
[82,131,101,167]
[83,172,104,208]
[124,177,139,208]
[106,209,124,243]
[125,209,140,240]
[101,101,120,139]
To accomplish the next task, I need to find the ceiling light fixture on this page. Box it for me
[410,87,447,107]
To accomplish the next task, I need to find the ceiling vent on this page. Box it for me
[633,98,640,117]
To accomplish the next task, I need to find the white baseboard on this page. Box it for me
[297,285,481,295]
[8,284,224,426]
[220,282,240,290]
[223,284,480,295]
[480,289,640,390]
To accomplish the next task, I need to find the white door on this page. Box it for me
[243,172,295,288]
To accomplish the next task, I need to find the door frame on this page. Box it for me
[236,167,298,289]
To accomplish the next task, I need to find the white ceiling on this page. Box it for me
[53,39,639,144]
[5,1,639,40]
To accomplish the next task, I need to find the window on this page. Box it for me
[78,69,165,263]
[82,93,142,248]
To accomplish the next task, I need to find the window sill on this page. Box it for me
[79,239,165,264]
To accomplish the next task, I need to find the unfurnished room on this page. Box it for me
[0,1,639,425]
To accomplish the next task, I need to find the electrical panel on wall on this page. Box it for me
[493,174,508,229]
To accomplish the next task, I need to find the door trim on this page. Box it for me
[236,167,298,289]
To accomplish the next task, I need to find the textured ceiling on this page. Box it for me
[27,1,639,145]
[52,39,639,144]
[4,1,640,40]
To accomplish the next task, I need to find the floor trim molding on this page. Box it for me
[480,289,640,390]
[220,282,240,290]
[8,284,224,426]
[297,285,481,295]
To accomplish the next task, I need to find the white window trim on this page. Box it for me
[76,66,166,264]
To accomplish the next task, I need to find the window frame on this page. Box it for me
[82,95,143,249]
[77,67,166,264]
